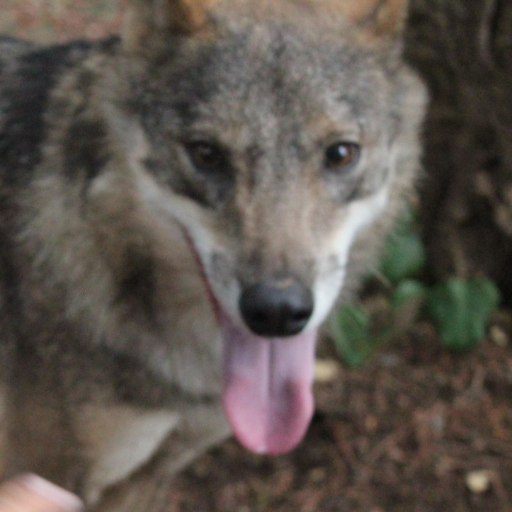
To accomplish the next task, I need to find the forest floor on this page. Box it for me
[168,321,512,512]
[1,2,512,510]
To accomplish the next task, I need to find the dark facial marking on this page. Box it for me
[64,118,110,185]
[116,252,156,326]
[175,139,235,207]
[0,41,92,188]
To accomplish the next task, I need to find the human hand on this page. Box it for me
[0,475,83,512]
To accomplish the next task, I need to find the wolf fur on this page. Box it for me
[0,0,426,510]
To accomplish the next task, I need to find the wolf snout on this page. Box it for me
[239,280,314,337]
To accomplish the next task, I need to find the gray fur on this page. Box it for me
[0,1,426,510]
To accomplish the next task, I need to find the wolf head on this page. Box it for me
[97,0,422,454]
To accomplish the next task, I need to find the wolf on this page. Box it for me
[0,0,426,510]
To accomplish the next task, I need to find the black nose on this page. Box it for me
[239,280,314,337]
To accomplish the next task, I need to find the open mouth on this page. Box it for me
[183,231,318,455]
[221,313,317,454]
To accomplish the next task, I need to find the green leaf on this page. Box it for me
[380,229,426,283]
[392,279,427,310]
[392,279,427,330]
[330,303,376,368]
[426,278,500,352]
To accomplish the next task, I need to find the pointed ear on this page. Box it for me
[123,0,212,53]
[340,0,409,41]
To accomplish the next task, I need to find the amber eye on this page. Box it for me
[324,142,361,173]
[185,141,229,173]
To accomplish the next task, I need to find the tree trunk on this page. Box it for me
[405,0,512,301]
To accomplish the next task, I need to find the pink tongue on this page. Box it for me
[221,314,317,455]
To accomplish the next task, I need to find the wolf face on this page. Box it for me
[104,0,425,453]
[0,0,425,497]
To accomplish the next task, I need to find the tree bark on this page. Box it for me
[405,0,512,301]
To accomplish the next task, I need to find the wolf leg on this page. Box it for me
[94,404,229,512]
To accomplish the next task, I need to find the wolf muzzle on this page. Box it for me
[239,280,314,337]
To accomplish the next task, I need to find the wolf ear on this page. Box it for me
[339,0,409,41]
[123,0,212,53]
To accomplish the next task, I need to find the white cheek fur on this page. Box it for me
[308,187,389,329]
[133,169,246,324]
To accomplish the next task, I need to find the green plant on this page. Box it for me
[331,211,501,367]
[392,279,427,310]
[379,213,426,284]
[426,278,500,352]
[330,303,378,368]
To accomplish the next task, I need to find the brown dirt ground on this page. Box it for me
[167,322,512,512]
[2,3,512,511]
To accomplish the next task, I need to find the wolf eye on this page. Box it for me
[324,142,361,173]
[185,141,229,173]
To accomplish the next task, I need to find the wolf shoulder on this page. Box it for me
[0,36,122,189]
